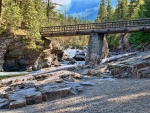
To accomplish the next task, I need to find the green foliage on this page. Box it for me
[34,0,48,27]
[113,0,128,20]
[1,0,49,49]
[129,32,150,45]
[107,34,119,49]
[0,73,26,80]
[0,17,5,33]
[52,36,89,50]
[21,0,43,49]
[143,0,150,17]
[2,0,22,29]
[107,0,113,21]
[97,0,108,22]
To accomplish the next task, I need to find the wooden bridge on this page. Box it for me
[40,18,150,37]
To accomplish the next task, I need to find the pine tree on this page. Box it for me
[2,0,22,29]
[138,4,145,18]
[34,0,48,27]
[128,0,137,18]
[122,0,128,19]
[132,0,144,18]
[46,0,57,25]
[113,0,121,20]
[113,0,128,20]
[107,0,113,21]
[97,0,108,22]
[143,0,150,17]
[22,0,43,49]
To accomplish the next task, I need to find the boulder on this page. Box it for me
[73,54,85,61]
[102,36,109,58]
[68,58,76,64]
[62,53,70,61]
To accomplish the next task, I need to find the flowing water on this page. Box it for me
[0,49,85,78]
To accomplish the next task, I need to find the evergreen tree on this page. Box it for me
[34,0,48,27]
[46,0,57,25]
[114,0,128,20]
[138,3,145,18]
[2,0,22,29]
[107,0,113,21]
[113,0,121,20]
[22,0,43,49]
[132,0,144,18]
[67,15,75,25]
[143,0,150,17]
[122,0,128,19]
[97,0,108,22]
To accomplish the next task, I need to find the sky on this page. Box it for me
[52,0,117,20]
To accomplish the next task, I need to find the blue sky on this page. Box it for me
[52,0,117,20]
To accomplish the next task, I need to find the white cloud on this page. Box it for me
[52,0,72,11]
[70,6,99,18]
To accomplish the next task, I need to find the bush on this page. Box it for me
[0,18,6,34]
[107,34,119,50]
[129,32,150,45]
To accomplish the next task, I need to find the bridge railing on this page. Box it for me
[40,18,150,34]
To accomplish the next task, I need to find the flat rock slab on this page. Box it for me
[0,75,34,88]
[63,82,84,94]
[9,97,26,109]
[39,85,73,101]
[80,81,95,86]
[0,98,9,109]
[8,88,42,109]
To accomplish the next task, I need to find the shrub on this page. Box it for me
[107,34,119,50]
[129,32,150,45]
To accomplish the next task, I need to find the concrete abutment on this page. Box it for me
[86,33,104,65]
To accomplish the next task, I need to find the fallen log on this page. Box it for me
[101,52,138,64]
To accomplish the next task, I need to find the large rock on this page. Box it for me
[102,36,109,58]
[108,52,150,78]
[73,54,85,61]
[0,98,9,109]
[39,85,73,101]
[0,34,63,72]
[9,96,26,109]
[117,33,130,50]
[8,88,42,109]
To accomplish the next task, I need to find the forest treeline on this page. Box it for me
[97,0,150,49]
[0,0,150,50]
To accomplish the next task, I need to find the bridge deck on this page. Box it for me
[40,18,150,37]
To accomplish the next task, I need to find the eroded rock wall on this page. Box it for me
[0,35,63,72]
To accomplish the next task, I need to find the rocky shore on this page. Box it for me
[0,49,150,112]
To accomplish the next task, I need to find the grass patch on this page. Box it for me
[0,73,27,80]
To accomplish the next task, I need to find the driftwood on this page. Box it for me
[101,52,138,64]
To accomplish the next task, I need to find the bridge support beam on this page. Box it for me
[86,33,104,65]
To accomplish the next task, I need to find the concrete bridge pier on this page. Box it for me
[86,33,104,65]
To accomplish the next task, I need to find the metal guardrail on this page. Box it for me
[40,18,150,34]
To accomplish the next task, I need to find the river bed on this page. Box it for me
[0,48,85,78]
